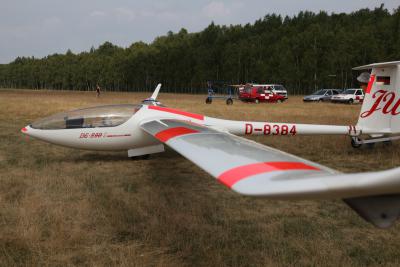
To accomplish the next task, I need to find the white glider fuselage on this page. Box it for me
[22,104,356,152]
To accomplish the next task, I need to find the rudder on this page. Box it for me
[354,62,400,135]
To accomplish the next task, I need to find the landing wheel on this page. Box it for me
[277,99,282,103]
[255,99,259,104]
[205,97,212,104]
[351,137,362,148]
[348,99,354,104]
[226,98,233,105]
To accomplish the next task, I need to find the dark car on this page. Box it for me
[303,89,342,102]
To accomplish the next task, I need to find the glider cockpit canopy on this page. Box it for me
[31,104,142,129]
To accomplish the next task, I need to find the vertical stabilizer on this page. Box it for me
[353,62,400,135]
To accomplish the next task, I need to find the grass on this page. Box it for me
[1,89,400,266]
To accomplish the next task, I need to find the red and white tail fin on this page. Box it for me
[354,61,400,135]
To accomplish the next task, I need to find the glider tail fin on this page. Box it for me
[355,62,400,135]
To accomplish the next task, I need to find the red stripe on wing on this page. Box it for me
[148,106,204,120]
[155,127,199,142]
[218,162,320,188]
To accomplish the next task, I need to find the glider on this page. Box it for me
[22,61,400,228]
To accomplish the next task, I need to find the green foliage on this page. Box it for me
[0,6,399,94]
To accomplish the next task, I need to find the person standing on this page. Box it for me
[96,84,101,97]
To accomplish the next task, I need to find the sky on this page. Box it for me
[0,0,399,63]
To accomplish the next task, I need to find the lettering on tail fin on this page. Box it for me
[360,90,400,118]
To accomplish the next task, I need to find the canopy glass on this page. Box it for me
[31,104,141,129]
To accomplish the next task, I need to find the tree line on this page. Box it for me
[0,5,399,95]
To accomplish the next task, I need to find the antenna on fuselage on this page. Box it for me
[142,83,163,106]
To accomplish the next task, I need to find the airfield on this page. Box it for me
[1,89,400,266]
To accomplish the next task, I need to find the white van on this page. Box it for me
[253,84,288,99]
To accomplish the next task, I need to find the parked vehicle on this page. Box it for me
[252,84,288,99]
[239,84,286,103]
[266,84,288,99]
[330,88,365,104]
[303,89,342,102]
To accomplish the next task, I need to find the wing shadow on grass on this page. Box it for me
[60,146,182,163]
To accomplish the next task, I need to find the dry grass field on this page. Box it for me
[1,89,400,266]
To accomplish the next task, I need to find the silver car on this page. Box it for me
[303,89,342,102]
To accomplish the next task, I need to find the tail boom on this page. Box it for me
[205,118,355,136]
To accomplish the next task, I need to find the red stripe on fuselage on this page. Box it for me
[366,74,376,94]
[218,162,320,188]
[148,106,204,120]
[155,127,199,142]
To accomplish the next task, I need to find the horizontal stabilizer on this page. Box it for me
[353,61,400,70]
